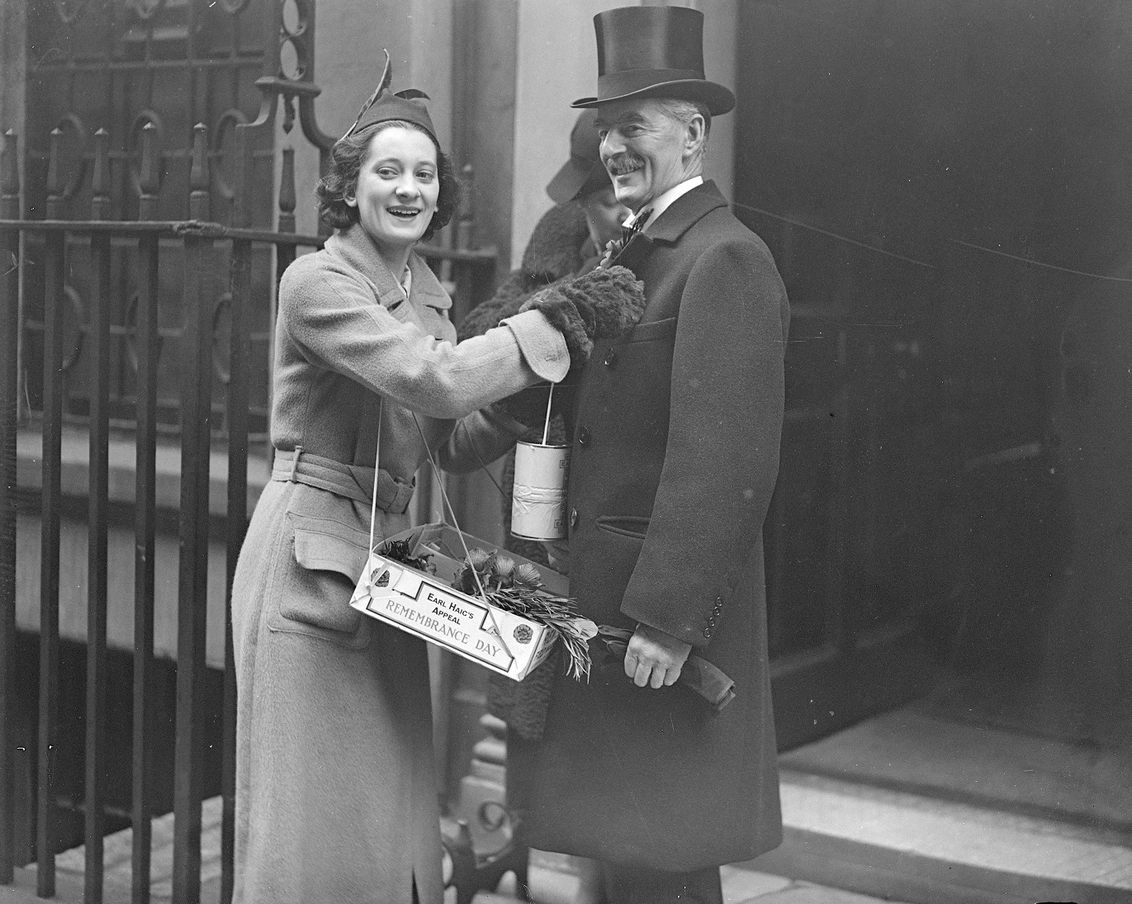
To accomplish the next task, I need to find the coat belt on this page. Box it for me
[271,447,415,514]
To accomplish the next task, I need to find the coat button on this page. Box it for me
[703,627,712,638]
[569,507,578,527]
[578,427,591,446]
[604,349,617,366]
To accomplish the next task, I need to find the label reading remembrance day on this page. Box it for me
[366,574,515,670]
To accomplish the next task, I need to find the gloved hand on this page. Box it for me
[492,379,575,435]
[521,266,647,368]
[492,384,555,430]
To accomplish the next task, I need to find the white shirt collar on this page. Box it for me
[625,175,704,232]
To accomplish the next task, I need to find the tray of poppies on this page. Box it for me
[350,522,595,680]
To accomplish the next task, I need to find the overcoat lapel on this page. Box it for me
[610,181,731,272]
[610,232,652,270]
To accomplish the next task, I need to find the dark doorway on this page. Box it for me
[737,1,1132,759]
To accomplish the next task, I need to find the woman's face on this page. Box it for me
[580,186,630,251]
[347,126,440,255]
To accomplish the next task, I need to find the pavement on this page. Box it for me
[466,853,913,904]
[0,790,908,904]
[0,856,908,904]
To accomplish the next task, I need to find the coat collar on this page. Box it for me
[633,175,703,231]
[325,225,451,311]
[646,180,729,246]
[610,180,728,270]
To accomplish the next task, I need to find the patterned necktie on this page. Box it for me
[621,207,653,246]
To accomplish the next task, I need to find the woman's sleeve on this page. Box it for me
[279,257,569,420]
[435,406,530,474]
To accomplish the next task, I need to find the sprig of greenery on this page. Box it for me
[377,541,593,680]
[455,550,593,681]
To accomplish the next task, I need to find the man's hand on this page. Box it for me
[624,623,692,689]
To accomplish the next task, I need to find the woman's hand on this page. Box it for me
[624,622,692,689]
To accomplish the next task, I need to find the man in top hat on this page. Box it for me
[520,7,790,902]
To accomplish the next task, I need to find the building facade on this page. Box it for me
[3,0,1131,899]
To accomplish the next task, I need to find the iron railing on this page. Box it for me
[0,110,495,904]
[3,0,503,899]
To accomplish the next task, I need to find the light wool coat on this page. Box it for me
[231,225,568,904]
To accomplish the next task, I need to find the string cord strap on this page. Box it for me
[410,412,490,603]
[368,401,384,555]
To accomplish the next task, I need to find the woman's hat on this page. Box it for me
[571,6,735,116]
[340,51,437,144]
[545,110,611,203]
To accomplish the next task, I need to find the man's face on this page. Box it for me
[595,98,693,212]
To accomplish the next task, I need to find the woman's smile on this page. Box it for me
[388,204,423,219]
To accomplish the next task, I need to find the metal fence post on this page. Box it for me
[0,129,21,887]
[172,124,214,904]
[83,127,112,904]
[132,118,161,904]
[36,125,67,899]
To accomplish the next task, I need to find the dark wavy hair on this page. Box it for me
[316,120,460,241]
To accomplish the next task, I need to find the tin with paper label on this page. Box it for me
[511,441,570,540]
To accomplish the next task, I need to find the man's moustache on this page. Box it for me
[605,154,643,174]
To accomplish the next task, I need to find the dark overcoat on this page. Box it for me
[522,181,790,871]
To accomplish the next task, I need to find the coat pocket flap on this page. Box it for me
[625,317,676,344]
[595,515,650,540]
[292,516,372,584]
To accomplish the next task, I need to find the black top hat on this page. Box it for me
[571,6,735,115]
[340,51,438,145]
[546,110,612,203]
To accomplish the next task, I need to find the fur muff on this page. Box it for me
[457,203,591,342]
[522,265,647,369]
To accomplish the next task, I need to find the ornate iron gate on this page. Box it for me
[23,0,278,439]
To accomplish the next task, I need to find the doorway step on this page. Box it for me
[754,698,1132,904]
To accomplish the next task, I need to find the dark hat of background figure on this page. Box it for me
[571,5,735,116]
[545,109,611,204]
[340,50,439,146]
